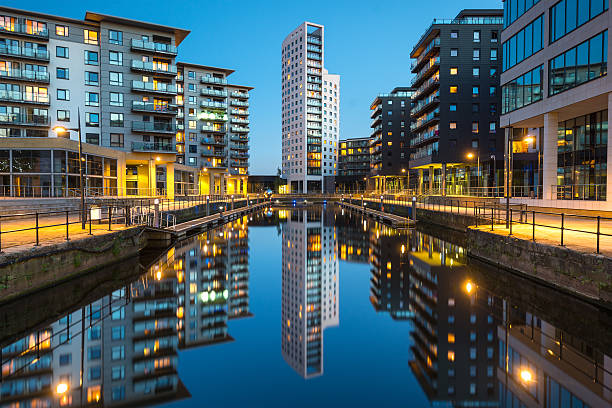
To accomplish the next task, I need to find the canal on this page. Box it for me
[1,205,611,407]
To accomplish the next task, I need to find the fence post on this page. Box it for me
[596,216,601,254]
[89,206,92,235]
[560,213,564,246]
[532,211,536,241]
[0,217,2,252]
[66,210,69,241]
[35,212,39,246]
[491,207,494,231]
[108,206,112,231]
[509,209,512,236]
[475,206,478,228]
[125,205,129,227]
[206,195,210,216]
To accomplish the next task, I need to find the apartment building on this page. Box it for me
[0,6,251,199]
[368,88,413,192]
[500,0,610,210]
[281,22,340,194]
[281,207,339,378]
[336,136,370,192]
[409,10,504,196]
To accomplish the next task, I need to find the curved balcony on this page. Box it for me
[130,39,177,56]
[202,125,226,133]
[201,76,227,85]
[230,134,249,143]
[410,128,440,148]
[201,137,226,146]
[231,126,249,133]
[410,110,439,133]
[412,76,439,101]
[130,60,177,76]
[131,121,176,134]
[230,142,248,150]
[201,88,227,98]
[410,93,440,118]
[231,91,249,99]
[200,100,227,110]
[370,124,382,137]
[131,81,177,95]
[230,99,249,107]
[411,37,440,73]
[231,108,249,116]
[411,57,440,88]
[131,101,178,115]
[230,117,249,124]
[371,114,382,128]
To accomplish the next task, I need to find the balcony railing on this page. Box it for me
[231,91,249,98]
[131,142,176,153]
[0,23,48,39]
[201,76,227,85]
[0,113,49,126]
[0,90,49,104]
[230,134,249,142]
[131,81,177,95]
[131,121,176,133]
[230,118,249,124]
[231,126,249,133]
[0,69,49,83]
[201,88,227,97]
[230,100,249,107]
[0,45,49,61]
[307,44,322,53]
[231,108,249,116]
[131,60,177,75]
[131,101,178,114]
[411,38,440,71]
[307,36,322,45]
[202,125,226,133]
[230,142,248,150]
[130,39,177,55]
[202,137,226,145]
[201,100,227,109]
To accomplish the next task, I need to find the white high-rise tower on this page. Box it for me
[281,22,340,193]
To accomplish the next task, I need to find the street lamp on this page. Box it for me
[52,108,86,229]
[466,152,480,193]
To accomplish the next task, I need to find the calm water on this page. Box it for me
[1,205,611,408]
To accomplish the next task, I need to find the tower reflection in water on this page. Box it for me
[281,207,339,379]
[0,217,251,408]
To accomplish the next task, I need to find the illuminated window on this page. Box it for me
[450,122,457,129]
[448,333,455,343]
[56,25,68,36]
[450,67,458,75]
[84,29,99,45]
[87,386,101,403]
[450,86,458,94]
[448,351,455,361]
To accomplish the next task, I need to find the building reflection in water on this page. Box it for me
[281,207,339,379]
[0,217,251,407]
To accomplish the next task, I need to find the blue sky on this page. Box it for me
[14,0,502,174]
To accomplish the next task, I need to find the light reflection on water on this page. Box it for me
[0,206,611,408]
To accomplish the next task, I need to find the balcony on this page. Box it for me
[230,152,249,159]
[131,141,176,153]
[131,60,177,76]
[230,99,248,107]
[307,44,322,53]
[410,129,439,147]
[131,101,178,115]
[411,38,440,73]
[230,117,249,124]
[131,121,176,134]
[370,124,382,137]
[231,91,249,99]
[230,134,249,142]
[202,137,226,146]
[201,150,226,158]
[0,23,48,40]
[410,109,440,133]
[410,92,440,117]
[131,81,177,95]
[0,45,49,61]
[0,90,49,105]
[130,39,177,56]
[202,125,226,133]
[412,76,439,101]
[0,69,49,83]
[306,107,322,114]
[231,159,248,167]
[231,126,249,133]
[307,36,322,45]
[201,76,227,85]
[371,114,382,128]
[0,113,49,126]
[307,52,322,61]
[411,57,440,88]
[307,98,322,107]
[307,75,322,84]
[200,112,227,121]
[307,60,322,68]
[370,103,382,119]
[201,88,227,98]
[201,100,227,110]
[230,142,248,150]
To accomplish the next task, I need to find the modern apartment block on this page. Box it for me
[368,88,413,192]
[409,10,504,196]
[281,207,339,378]
[336,136,370,191]
[0,6,251,199]
[500,0,611,210]
[281,22,340,194]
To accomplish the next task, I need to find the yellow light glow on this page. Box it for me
[52,126,68,134]
[56,383,69,394]
[465,281,474,294]
[520,369,533,383]
[523,136,535,144]
[155,156,161,162]
[467,153,474,159]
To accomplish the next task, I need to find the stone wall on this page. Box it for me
[0,226,147,303]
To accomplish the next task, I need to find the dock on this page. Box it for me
[171,202,268,237]
[337,201,413,229]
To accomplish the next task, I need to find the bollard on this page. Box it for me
[206,196,210,216]
[532,211,536,241]
[596,216,601,254]
[108,206,112,231]
[89,206,92,235]
[509,209,512,236]
[560,213,564,246]
[66,210,70,241]
[35,212,39,246]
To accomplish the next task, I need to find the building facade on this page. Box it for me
[369,88,413,192]
[409,10,504,196]
[500,0,611,210]
[0,6,251,199]
[281,22,340,194]
[336,137,370,192]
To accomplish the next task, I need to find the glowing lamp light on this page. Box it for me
[56,383,69,394]
[520,369,533,383]
[52,126,68,135]
[465,281,474,294]
[467,152,474,159]
[210,290,216,301]
[155,156,161,162]
[200,292,209,302]
[524,136,535,144]
[223,289,229,299]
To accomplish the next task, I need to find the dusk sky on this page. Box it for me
[13,0,502,174]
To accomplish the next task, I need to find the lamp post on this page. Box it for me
[490,154,497,196]
[53,108,86,229]
[466,152,480,195]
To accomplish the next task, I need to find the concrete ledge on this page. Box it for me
[466,228,612,304]
[0,226,147,303]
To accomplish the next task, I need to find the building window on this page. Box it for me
[188,83,196,92]
[109,92,123,107]
[490,67,498,77]
[85,112,99,127]
[110,133,124,147]
[549,30,608,96]
[472,103,480,113]
[502,14,544,71]
[110,113,124,127]
[109,29,123,45]
[472,67,479,77]
[472,86,479,96]
[55,25,68,36]
[189,96,196,105]
[450,86,458,93]
[550,0,608,44]
[188,120,197,129]
[85,92,99,106]
[489,122,496,132]
[85,71,99,86]
[57,89,69,100]
[57,110,70,121]
[472,122,479,133]
[56,67,68,79]
[473,49,480,61]
[188,71,196,79]
[109,51,122,66]
[490,49,498,61]
[86,133,99,145]
[109,72,123,86]
[451,31,458,39]
[84,29,98,45]
[450,104,457,111]
[491,30,498,43]
[450,67,458,75]
[84,50,98,65]
[450,48,458,57]
[56,46,68,58]
[473,30,480,42]
[502,65,543,113]
[450,122,457,129]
